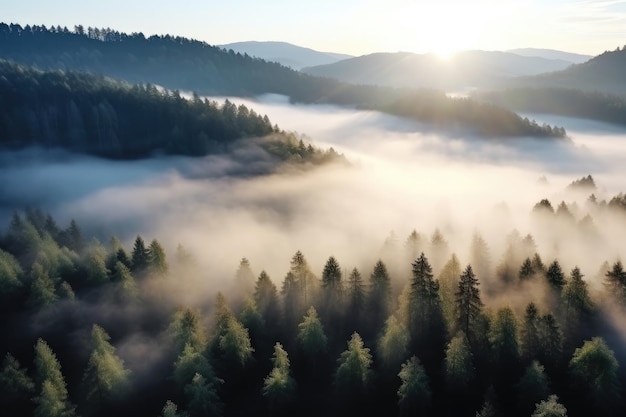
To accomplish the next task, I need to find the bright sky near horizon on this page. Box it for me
[2,0,626,57]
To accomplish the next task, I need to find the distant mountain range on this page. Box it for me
[505,48,592,64]
[301,50,578,90]
[220,41,353,70]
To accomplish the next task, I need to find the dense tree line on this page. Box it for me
[0,22,565,138]
[474,87,626,127]
[2,180,626,417]
[0,59,342,165]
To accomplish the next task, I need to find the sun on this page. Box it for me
[391,1,493,57]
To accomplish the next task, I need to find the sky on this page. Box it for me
[2,0,626,57]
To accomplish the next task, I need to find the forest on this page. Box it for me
[0,23,565,139]
[0,59,343,167]
[1,175,626,417]
[473,88,626,127]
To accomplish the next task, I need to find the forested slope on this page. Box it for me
[0,60,342,166]
[0,23,565,139]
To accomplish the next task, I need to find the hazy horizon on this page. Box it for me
[2,0,624,58]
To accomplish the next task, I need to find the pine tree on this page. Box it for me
[321,256,343,323]
[0,353,35,409]
[519,258,535,280]
[262,343,296,412]
[444,332,474,389]
[335,332,372,393]
[517,361,550,416]
[605,261,626,304]
[455,265,483,337]
[148,239,168,275]
[170,308,207,355]
[397,356,431,416]
[439,254,462,332]
[130,235,149,274]
[33,339,75,417]
[546,260,565,291]
[377,315,409,371]
[233,258,255,297]
[346,267,365,328]
[367,260,392,336]
[521,303,541,361]
[289,250,317,309]
[297,307,328,357]
[81,324,130,407]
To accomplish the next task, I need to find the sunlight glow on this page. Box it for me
[390,1,513,56]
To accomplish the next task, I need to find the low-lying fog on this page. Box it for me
[1,95,625,297]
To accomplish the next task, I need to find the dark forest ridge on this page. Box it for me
[510,46,626,95]
[0,23,565,139]
[0,60,342,167]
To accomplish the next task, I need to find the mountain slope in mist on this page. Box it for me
[301,50,574,90]
[511,47,626,95]
[220,41,353,70]
[506,48,592,64]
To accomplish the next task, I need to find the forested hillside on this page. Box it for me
[473,88,626,127]
[511,46,626,95]
[0,23,565,139]
[1,177,626,417]
[0,60,342,166]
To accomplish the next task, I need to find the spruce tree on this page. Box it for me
[455,264,483,337]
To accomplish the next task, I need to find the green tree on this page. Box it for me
[297,306,328,357]
[289,250,317,309]
[170,308,207,355]
[148,238,168,275]
[217,315,253,366]
[397,356,431,416]
[254,270,280,323]
[81,324,130,407]
[111,261,138,301]
[321,256,343,321]
[455,264,483,337]
[444,332,474,389]
[562,267,593,346]
[335,332,372,393]
[173,344,214,387]
[519,258,535,280]
[262,343,296,412]
[33,339,75,417]
[185,373,222,417]
[346,267,365,329]
[281,272,299,332]
[605,261,626,304]
[0,353,35,408]
[537,313,563,368]
[367,260,392,336]
[521,303,541,361]
[409,253,446,368]
[569,337,620,411]
[83,240,109,285]
[439,254,462,333]
[531,395,567,417]
[517,361,550,416]
[0,248,23,299]
[377,315,409,371]
[546,260,565,291]
[130,235,149,274]
[29,261,58,308]
[233,257,255,297]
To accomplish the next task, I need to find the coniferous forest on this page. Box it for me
[2,15,626,417]
[1,174,626,417]
[0,23,565,139]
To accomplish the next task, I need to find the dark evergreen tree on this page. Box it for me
[519,257,535,280]
[130,235,149,274]
[521,303,541,362]
[147,239,168,275]
[455,264,483,338]
[366,260,392,339]
[253,271,280,326]
[605,261,626,304]
[346,267,365,332]
[33,339,75,417]
[546,260,565,291]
